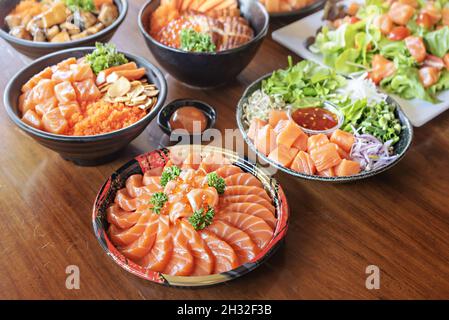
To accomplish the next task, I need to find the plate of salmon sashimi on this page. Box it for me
[236,59,413,182]
[92,145,288,286]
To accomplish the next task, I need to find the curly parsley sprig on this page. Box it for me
[188,206,215,230]
[160,165,181,187]
[206,172,226,194]
[180,29,216,53]
[150,192,168,214]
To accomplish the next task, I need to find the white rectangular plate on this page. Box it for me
[272,8,449,127]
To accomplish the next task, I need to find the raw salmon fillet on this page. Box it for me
[291,151,316,175]
[106,204,141,229]
[199,230,239,274]
[330,129,355,153]
[254,124,277,156]
[220,195,275,214]
[224,173,263,188]
[248,118,267,141]
[163,224,194,276]
[268,110,288,128]
[268,145,299,167]
[307,133,329,152]
[309,143,342,172]
[221,202,276,229]
[276,120,303,148]
[224,186,271,202]
[334,159,361,176]
[109,212,152,246]
[215,165,243,178]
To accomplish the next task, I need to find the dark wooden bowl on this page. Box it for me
[0,0,128,59]
[3,47,167,166]
[138,0,269,88]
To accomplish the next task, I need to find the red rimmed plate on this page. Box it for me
[92,145,289,287]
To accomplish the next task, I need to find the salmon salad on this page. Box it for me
[309,0,449,103]
[242,58,405,177]
[18,43,159,136]
[106,151,277,276]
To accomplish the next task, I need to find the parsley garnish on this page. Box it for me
[65,0,95,12]
[188,206,215,230]
[160,165,181,187]
[206,172,226,194]
[150,192,168,214]
[85,43,128,75]
[180,29,216,53]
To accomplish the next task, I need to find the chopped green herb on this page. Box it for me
[85,42,128,75]
[206,172,226,194]
[150,192,168,214]
[160,165,181,187]
[180,29,216,53]
[65,0,95,12]
[188,206,215,230]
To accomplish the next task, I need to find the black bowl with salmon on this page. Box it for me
[0,0,128,58]
[92,145,289,286]
[4,46,167,166]
[138,0,269,88]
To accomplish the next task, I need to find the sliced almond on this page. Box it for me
[107,77,131,98]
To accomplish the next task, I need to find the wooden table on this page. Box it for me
[1,1,449,300]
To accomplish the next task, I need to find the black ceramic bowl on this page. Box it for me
[138,0,269,88]
[0,0,128,59]
[157,99,216,136]
[4,47,167,166]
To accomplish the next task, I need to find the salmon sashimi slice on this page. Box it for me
[268,145,299,167]
[248,118,267,141]
[309,143,342,172]
[199,230,239,274]
[334,159,361,176]
[330,129,355,153]
[215,165,243,178]
[181,152,202,170]
[96,62,138,85]
[224,173,263,188]
[70,63,95,82]
[223,186,271,202]
[106,204,141,229]
[187,187,219,212]
[255,124,277,156]
[42,107,68,134]
[139,215,173,272]
[125,174,144,198]
[22,67,53,93]
[198,152,232,173]
[220,195,275,214]
[73,79,101,102]
[276,120,304,148]
[54,81,77,104]
[168,201,193,224]
[114,189,137,211]
[268,109,288,128]
[216,212,273,249]
[120,213,160,260]
[221,202,276,229]
[109,211,151,246]
[163,223,194,276]
[180,220,214,276]
[307,133,329,152]
[206,220,259,264]
[142,173,161,186]
[290,151,316,175]
[22,110,43,129]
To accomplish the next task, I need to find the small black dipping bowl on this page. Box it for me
[138,0,269,88]
[4,47,167,166]
[0,0,128,59]
[157,99,216,137]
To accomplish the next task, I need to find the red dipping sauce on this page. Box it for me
[291,107,338,131]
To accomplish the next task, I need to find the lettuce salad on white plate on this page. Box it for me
[310,0,449,103]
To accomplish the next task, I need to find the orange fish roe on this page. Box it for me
[67,101,146,136]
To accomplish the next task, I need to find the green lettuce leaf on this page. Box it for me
[424,26,449,58]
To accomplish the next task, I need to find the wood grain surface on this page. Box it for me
[0,0,448,300]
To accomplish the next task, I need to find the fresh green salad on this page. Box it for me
[85,43,128,75]
[180,29,216,53]
[310,0,449,102]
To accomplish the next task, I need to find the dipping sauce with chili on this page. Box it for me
[291,107,338,131]
[169,106,208,134]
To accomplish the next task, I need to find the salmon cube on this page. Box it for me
[318,167,335,177]
[334,144,350,160]
[255,125,277,156]
[369,54,396,84]
[310,143,342,172]
[22,109,43,129]
[70,63,95,82]
[330,129,355,153]
[419,67,440,88]
[56,57,77,70]
[276,120,304,148]
[248,118,267,141]
[291,130,308,151]
[307,133,329,152]
[59,102,80,119]
[73,79,101,102]
[54,81,77,104]
[443,7,449,26]
[35,99,57,116]
[273,119,288,135]
[405,36,427,63]
[42,107,68,134]
[268,145,299,167]
[388,2,415,25]
[51,68,74,83]
[335,159,361,176]
[291,151,316,175]
[268,110,288,128]
[373,14,393,35]
[21,67,53,93]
